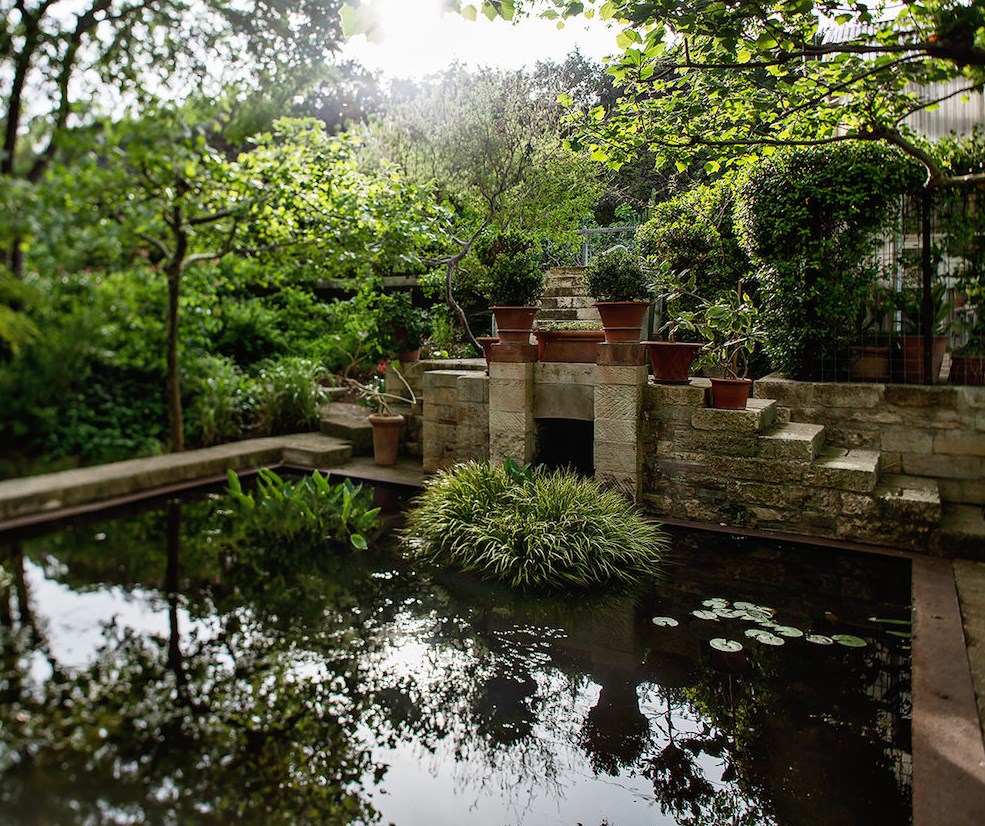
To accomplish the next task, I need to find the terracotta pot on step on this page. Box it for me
[368,413,404,466]
[477,336,499,364]
[709,377,752,409]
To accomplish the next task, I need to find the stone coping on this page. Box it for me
[0,433,351,523]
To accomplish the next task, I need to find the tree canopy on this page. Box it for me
[469,0,985,187]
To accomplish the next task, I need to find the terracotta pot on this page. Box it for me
[533,329,605,363]
[709,377,752,409]
[894,335,948,384]
[594,301,649,343]
[642,341,703,383]
[950,354,985,386]
[491,306,538,344]
[477,336,499,364]
[396,347,420,363]
[848,345,890,383]
[368,413,404,466]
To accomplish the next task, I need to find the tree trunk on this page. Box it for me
[165,211,187,451]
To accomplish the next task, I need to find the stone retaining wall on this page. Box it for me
[754,376,985,507]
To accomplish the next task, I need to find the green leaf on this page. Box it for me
[350,533,368,550]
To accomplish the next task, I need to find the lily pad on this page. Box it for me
[832,634,867,648]
[772,625,804,638]
[734,601,772,614]
[702,598,729,608]
[806,634,835,645]
[651,616,679,627]
[691,609,720,621]
[745,628,785,646]
[709,638,743,652]
[742,610,773,623]
[715,608,745,619]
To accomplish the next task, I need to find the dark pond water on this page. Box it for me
[0,492,912,825]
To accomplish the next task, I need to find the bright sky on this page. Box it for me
[339,0,620,78]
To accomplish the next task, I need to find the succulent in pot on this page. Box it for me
[583,246,650,343]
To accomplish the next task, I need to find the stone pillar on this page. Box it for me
[594,364,648,499]
[488,361,537,465]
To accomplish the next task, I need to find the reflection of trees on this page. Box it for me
[0,503,382,825]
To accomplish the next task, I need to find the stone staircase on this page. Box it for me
[535,267,599,327]
[645,386,943,552]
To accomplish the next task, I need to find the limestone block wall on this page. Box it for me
[755,376,985,507]
[422,370,489,473]
[640,380,942,552]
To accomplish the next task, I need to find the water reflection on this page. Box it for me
[0,501,912,825]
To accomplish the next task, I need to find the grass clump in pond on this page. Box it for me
[403,460,667,588]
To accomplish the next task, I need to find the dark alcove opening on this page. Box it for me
[534,418,594,476]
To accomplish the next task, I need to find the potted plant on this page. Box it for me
[347,366,417,466]
[477,231,544,343]
[642,260,706,383]
[951,280,985,385]
[848,285,893,383]
[533,321,605,363]
[889,284,950,384]
[583,245,650,343]
[383,293,431,363]
[665,276,763,409]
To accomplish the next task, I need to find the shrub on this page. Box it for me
[636,178,750,304]
[584,245,648,302]
[212,298,287,366]
[475,231,545,307]
[735,143,923,379]
[402,461,668,589]
[247,357,330,436]
[183,354,248,447]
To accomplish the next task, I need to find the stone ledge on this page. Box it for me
[0,433,352,522]
[760,422,826,461]
[804,448,880,493]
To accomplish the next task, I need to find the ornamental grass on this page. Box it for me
[402,461,668,589]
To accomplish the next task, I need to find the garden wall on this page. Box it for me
[406,359,984,557]
[753,376,985,508]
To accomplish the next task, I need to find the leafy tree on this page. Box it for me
[1,0,349,276]
[471,0,985,188]
[45,113,437,451]
[359,65,604,345]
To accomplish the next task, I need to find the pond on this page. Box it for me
[0,489,912,825]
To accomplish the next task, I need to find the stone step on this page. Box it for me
[875,474,942,525]
[805,447,881,493]
[280,433,355,468]
[535,308,602,323]
[690,398,778,435]
[760,421,826,461]
[933,503,985,560]
[538,295,597,311]
[319,403,374,455]
[542,285,592,299]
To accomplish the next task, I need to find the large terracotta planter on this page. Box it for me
[534,329,605,363]
[709,377,752,409]
[490,306,538,344]
[894,335,948,384]
[392,327,420,362]
[368,413,404,466]
[950,353,985,386]
[642,341,703,383]
[848,345,890,383]
[594,301,649,343]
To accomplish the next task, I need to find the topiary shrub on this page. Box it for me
[402,460,668,589]
[735,143,923,379]
[583,245,648,301]
[475,231,545,307]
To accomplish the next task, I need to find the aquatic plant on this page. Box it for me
[221,468,380,557]
[402,461,668,589]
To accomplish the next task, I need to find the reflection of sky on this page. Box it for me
[362,616,711,825]
[24,561,205,682]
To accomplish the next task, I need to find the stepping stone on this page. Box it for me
[760,422,826,461]
[805,447,881,493]
[319,403,374,455]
